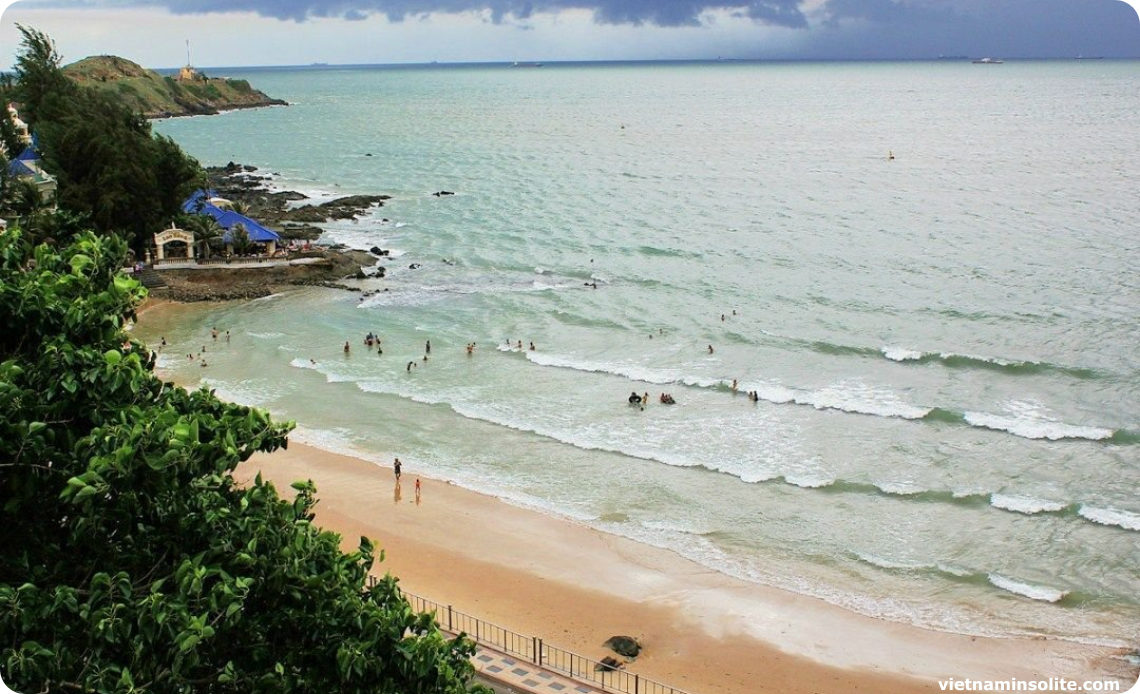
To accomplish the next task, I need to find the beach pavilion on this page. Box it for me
[182,190,281,256]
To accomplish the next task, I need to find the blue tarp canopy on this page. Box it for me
[181,189,220,214]
[15,147,38,162]
[180,189,281,244]
[7,159,35,177]
[217,211,280,243]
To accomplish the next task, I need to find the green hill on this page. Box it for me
[62,55,286,118]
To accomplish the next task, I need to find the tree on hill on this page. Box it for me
[11,25,204,251]
[0,230,489,693]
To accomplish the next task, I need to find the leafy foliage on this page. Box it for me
[228,223,253,255]
[0,231,487,693]
[12,26,205,251]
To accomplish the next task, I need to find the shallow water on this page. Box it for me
[145,60,1140,648]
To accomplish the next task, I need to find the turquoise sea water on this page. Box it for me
[141,61,1140,650]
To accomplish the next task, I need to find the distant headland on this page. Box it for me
[62,55,287,119]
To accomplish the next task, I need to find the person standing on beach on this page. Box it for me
[394,457,402,480]
[415,478,421,504]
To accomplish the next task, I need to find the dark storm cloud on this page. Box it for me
[109,0,810,27]
[10,0,1139,57]
[807,0,1140,58]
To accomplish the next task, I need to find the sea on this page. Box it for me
[139,60,1140,654]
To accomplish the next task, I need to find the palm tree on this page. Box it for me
[183,214,222,259]
[229,200,252,216]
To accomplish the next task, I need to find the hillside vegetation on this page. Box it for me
[63,55,286,118]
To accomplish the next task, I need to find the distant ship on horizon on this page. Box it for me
[511,61,543,68]
[972,57,1004,64]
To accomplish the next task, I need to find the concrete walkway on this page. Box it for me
[471,643,605,694]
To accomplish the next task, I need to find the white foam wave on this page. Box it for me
[876,481,928,496]
[964,411,1113,441]
[289,357,320,370]
[1077,505,1140,531]
[988,574,1068,603]
[250,293,285,303]
[881,346,924,362]
[854,552,934,571]
[526,352,680,385]
[990,494,1069,515]
[784,475,835,489]
[247,331,285,339]
[798,382,931,420]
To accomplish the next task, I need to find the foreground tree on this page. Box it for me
[0,231,486,693]
[12,26,204,250]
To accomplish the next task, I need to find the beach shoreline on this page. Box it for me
[139,300,1136,694]
[234,440,1132,694]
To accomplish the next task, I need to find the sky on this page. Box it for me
[0,0,1138,70]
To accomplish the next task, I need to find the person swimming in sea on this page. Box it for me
[344,341,351,355]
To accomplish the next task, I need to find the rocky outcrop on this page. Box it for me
[150,249,375,303]
[64,56,287,119]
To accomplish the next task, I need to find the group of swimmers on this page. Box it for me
[504,339,537,351]
[628,391,678,409]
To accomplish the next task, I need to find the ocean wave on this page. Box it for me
[246,331,285,339]
[758,331,1105,380]
[520,351,1123,441]
[878,346,1104,379]
[280,365,1133,536]
[853,552,937,572]
[989,494,1070,515]
[962,411,1114,441]
[988,574,1069,603]
[1077,505,1140,531]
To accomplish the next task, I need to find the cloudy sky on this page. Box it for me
[1,0,1137,70]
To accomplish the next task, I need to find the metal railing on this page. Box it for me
[367,577,694,694]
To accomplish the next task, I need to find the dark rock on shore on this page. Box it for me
[202,165,392,234]
[595,657,624,672]
[603,636,641,659]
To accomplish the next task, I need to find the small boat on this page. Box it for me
[972,58,1004,64]
[511,62,543,68]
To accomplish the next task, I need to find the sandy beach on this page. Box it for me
[234,440,1130,694]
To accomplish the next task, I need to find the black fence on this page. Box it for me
[366,577,694,694]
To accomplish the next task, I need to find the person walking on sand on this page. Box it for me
[415,478,421,504]
[394,457,402,480]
